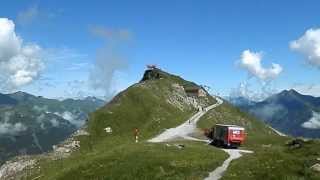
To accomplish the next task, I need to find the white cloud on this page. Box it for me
[250,103,286,121]
[36,113,46,123]
[56,111,74,121]
[290,28,320,68]
[235,50,283,100]
[230,80,279,101]
[0,112,27,135]
[0,122,27,135]
[302,111,320,129]
[230,81,252,99]
[17,5,39,25]
[54,111,84,127]
[0,18,44,91]
[89,49,128,96]
[89,26,130,96]
[239,50,283,80]
[36,113,47,129]
[50,118,59,127]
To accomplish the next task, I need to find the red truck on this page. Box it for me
[208,124,246,148]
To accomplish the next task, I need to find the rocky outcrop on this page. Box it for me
[0,156,36,180]
[311,163,320,172]
[51,128,88,159]
[0,128,90,179]
[166,83,210,111]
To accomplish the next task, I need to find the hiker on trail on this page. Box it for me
[134,128,139,143]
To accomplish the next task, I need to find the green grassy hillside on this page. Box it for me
[198,101,286,148]
[221,138,320,180]
[22,69,316,180]
[26,69,228,179]
[198,100,320,179]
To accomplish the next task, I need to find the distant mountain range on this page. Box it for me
[0,91,105,164]
[228,89,320,138]
[3,69,320,180]
[8,68,279,179]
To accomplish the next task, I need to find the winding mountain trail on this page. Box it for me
[148,96,254,180]
[204,149,253,180]
[148,97,223,143]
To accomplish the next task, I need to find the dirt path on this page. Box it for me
[148,97,223,143]
[204,149,253,180]
[148,97,253,180]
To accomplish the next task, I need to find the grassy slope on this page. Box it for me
[198,100,320,179]
[27,72,227,180]
[41,142,227,180]
[27,70,320,180]
[222,140,320,180]
[198,100,285,148]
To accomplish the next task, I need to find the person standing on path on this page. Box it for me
[134,128,139,143]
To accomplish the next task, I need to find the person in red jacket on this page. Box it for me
[134,128,139,143]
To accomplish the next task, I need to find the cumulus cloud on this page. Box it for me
[230,81,252,99]
[301,111,320,129]
[36,113,47,129]
[89,26,130,96]
[89,48,128,96]
[0,18,44,91]
[230,79,279,101]
[17,5,39,25]
[239,50,283,80]
[54,111,84,127]
[233,50,283,100]
[290,28,320,68]
[0,112,27,135]
[49,118,59,127]
[0,122,27,135]
[35,113,60,129]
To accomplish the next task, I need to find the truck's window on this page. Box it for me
[232,130,240,135]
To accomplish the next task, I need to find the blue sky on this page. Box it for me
[0,0,320,99]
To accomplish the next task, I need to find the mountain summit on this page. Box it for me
[0,68,280,179]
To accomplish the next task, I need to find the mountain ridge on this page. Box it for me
[12,68,280,180]
[229,89,320,138]
[2,69,320,180]
[0,91,105,164]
